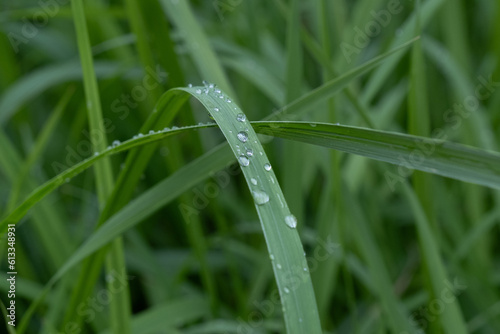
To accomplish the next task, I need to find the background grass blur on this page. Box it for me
[1,0,500,333]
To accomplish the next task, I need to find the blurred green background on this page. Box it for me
[1,0,500,333]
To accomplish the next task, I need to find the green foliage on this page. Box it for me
[1,1,499,333]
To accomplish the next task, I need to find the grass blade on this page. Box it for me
[252,121,500,189]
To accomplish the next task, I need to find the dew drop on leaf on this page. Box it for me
[285,215,297,229]
[251,190,269,205]
[237,131,248,143]
[238,155,250,166]
[236,113,246,122]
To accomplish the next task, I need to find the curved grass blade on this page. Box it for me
[185,86,322,334]
[252,121,500,190]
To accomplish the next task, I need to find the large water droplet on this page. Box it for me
[238,155,250,166]
[264,163,272,171]
[236,113,246,122]
[285,215,297,229]
[252,190,269,205]
[237,131,248,143]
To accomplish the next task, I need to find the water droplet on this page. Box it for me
[237,131,248,143]
[202,80,209,86]
[284,287,290,294]
[299,318,303,323]
[215,88,221,94]
[303,267,308,272]
[219,95,224,99]
[236,113,246,122]
[163,127,170,131]
[310,123,317,127]
[264,163,272,171]
[238,155,250,166]
[149,130,155,134]
[137,133,144,138]
[251,190,269,205]
[285,215,297,229]
[226,98,232,103]
[270,254,274,260]
[188,83,193,88]
[246,148,253,156]
[94,152,99,156]
[214,107,219,112]
[172,126,178,130]
[250,177,258,185]
[209,83,215,89]
[112,140,120,147]
[195,89,202,94]
[276,263,282,269]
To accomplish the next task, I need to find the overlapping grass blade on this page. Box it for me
[252,121,500,189]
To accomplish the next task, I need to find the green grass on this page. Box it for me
[1,1,500,333]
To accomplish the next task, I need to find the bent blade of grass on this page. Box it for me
[186,86,322,334]
[252,122,500,190]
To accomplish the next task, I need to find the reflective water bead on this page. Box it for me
[238,155,250,166]
[236,113,246,122]
[237,131,248,143]
[251,190,269,205]
[285,215,297,229]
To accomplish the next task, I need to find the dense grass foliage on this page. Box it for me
[1,0,500,333]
